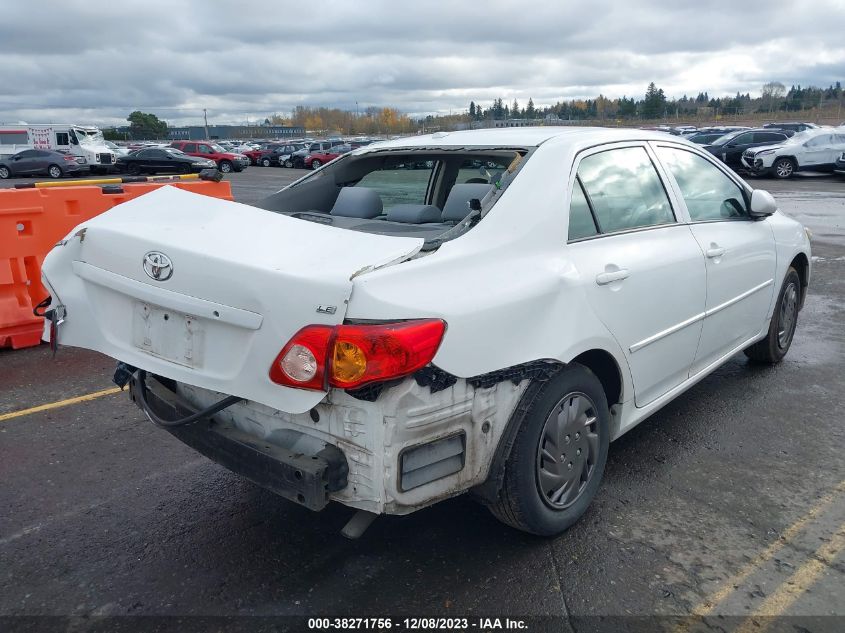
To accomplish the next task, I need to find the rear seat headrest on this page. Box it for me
[441,183,495,222]
[330,187,383,218]
[386,204,441,224]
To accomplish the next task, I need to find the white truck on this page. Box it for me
[0,124,116,172]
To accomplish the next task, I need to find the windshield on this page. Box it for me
[74,128,105,146]
[165,148,186,155]
[710,130,743,146]
[210,144,226,153]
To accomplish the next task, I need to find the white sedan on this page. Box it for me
[42,127,811,536]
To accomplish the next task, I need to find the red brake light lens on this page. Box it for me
[269,319,446,391]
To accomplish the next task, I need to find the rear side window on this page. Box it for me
[182,143,196,152]
[568,179,598,240]
[576,147,674,234]
[657,147,747,221]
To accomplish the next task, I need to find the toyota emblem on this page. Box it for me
[142,251,173,281]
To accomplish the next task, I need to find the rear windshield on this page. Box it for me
[255,147,532,249]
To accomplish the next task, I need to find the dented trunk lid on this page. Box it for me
[41,186,423,413]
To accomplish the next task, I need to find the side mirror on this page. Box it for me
[749,189,777,218]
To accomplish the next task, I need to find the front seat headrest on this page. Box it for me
[330,187,383,218]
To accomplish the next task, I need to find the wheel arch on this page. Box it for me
[790,251,810,308]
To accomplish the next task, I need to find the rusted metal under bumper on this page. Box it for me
[128,375,349,511]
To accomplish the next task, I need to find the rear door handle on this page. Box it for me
[706,247,726,258]
[596,269,630,285]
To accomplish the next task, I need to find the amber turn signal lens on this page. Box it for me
[332,340,367,383]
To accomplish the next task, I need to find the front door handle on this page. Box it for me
[706,246,726,258]
[596,268,630,285]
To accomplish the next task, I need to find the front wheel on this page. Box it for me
[48,164,63,179]
[489,364,610,536]
[773,157,795,179]
[127,163,141,176]
[218,160,233,173]
[744,267,801,363]
[261,157,271,167]
[310,159,322,169]
[284,159,294,168]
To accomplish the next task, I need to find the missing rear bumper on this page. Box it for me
[129,374,348,511]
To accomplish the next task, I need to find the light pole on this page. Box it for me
[203,108,209,140]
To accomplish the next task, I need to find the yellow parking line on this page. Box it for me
[734,521,845,633]
[0,387,122,422]
[675,480,845,631]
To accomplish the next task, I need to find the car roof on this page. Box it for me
[360,126,680,151]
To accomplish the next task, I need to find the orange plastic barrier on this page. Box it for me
[0,181,233,349]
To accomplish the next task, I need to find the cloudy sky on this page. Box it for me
[1,1,843,127]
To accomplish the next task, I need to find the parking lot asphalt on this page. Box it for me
[1,166,844,631]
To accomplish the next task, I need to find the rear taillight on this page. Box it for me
[63,155,76,162]
[269,320,446,391]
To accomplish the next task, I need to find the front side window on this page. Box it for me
[656,146,747,221]
[731,133,754,145]
[804,135,831,148]
[576,146,675,234]
[198,144,212,154]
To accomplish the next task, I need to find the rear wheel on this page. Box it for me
[0,166,9,179]
[773,157,796,179]
[744,267,801,363]
[48,164,63,179]
[218,160,233,173]
[489,364,610,536]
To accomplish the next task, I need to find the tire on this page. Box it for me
[744,267,801,363]
[488,364,611,536]
[284,159,294,168]
[48,164,63,179]
[310,159,322,170]
[127,163,141,176]
[261,157,271,167]
[773,157,796,179]
[218,160,233,173]
[0,166,9,179]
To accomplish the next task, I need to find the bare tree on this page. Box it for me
[761,81,786,113]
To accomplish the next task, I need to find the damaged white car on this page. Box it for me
[41,128,811,536]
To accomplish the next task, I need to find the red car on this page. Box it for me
[303,144,352,169]
[169,141,250,173]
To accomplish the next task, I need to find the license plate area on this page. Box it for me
[132,302,204,368]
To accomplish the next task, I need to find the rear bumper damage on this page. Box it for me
[128,370,529,516]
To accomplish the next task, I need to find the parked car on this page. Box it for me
[41,128,811,537]
[686,132,729,145]
[289,140,347,168]
[0,148,89,179]
[762,122,819,133]
[258,143,307,168]
[117,147,216,175]
[704,128,795,170]
[169,141,249,173]
[303,144,352,169]
[105,141,130,158]
[834,151,845,176]
[742,128,845,178]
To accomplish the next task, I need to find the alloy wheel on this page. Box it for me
[775,160,794,178]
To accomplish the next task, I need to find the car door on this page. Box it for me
[654,144,777,375]
[12,150,40,175]
[800,134,837,168]
[565,143,707,407]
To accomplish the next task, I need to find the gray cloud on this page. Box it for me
[0,0,843,126]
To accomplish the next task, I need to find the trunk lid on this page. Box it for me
[42,186,423,413]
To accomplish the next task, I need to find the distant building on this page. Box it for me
[166,125,305,140]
